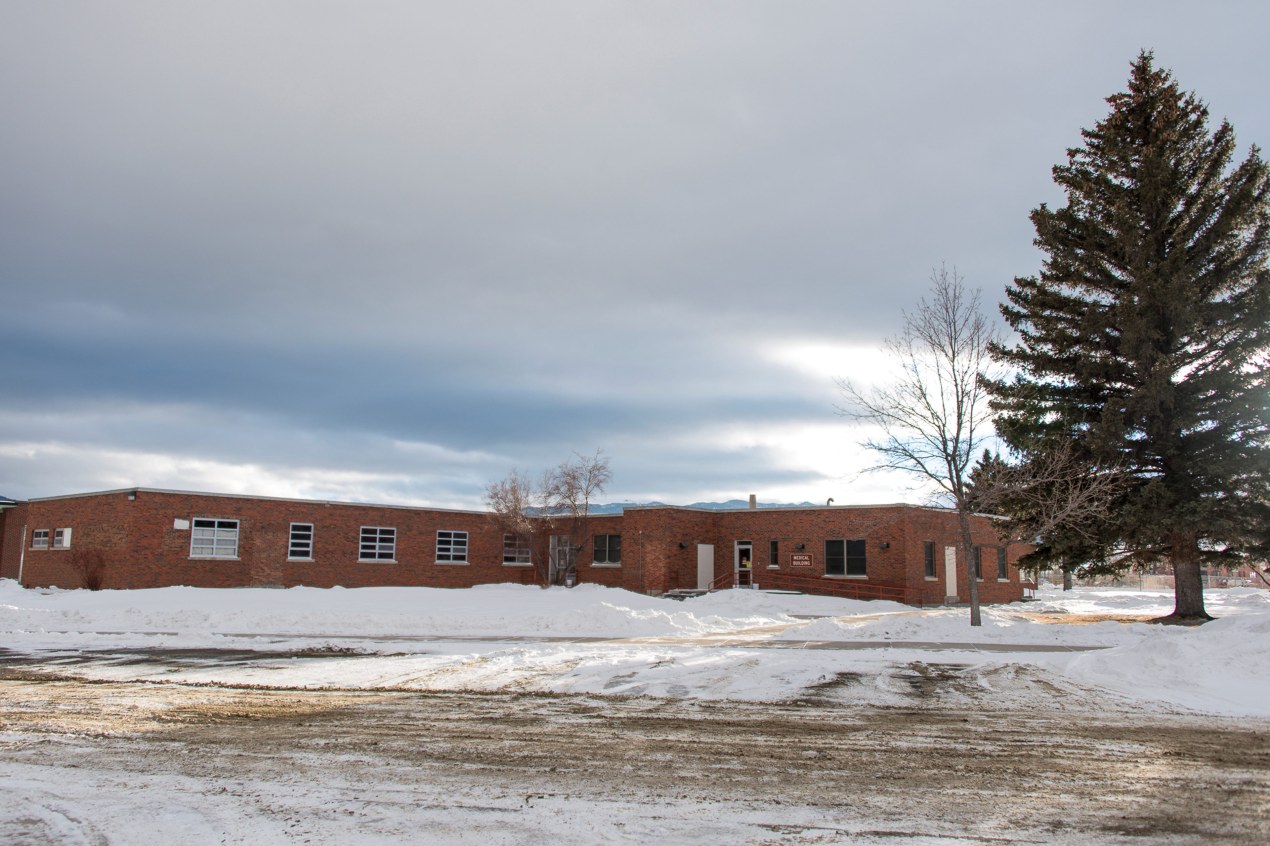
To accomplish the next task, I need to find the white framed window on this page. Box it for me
[191,518,240,558]
[360,526,396,561]
[997,547,1009,581]
[437,530,468,563]
[31,529,49,549]
[593,534,621,565]
[52,528,72,549]
[289,523,314,560]
[503,533,531,566]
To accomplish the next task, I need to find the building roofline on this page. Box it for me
[623,502,961,515]
[25,487,490,517]
[24,487,1001,521]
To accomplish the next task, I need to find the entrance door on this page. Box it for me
[549,535,576,585]
[735,541,753,588]
[696,544,714,590]
[944,546,958,602]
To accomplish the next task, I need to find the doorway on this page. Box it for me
[549,535,576,586]
[735,541,753,587]
[696,544,714,590]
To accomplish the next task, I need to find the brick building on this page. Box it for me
[0,488,1026,605]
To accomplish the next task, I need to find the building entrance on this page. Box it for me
[735,541,753,587]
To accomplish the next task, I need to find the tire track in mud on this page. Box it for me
[1,676,1267,844]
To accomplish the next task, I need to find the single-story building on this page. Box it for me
[0,488,1026,605]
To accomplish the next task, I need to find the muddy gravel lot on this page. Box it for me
[1,662,1267,845]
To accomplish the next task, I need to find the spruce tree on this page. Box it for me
[989,52,1270,622]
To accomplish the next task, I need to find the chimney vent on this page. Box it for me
[748,494,757,509]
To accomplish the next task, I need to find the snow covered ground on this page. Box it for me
[3,580,1269,845]
[2,579,1267,717]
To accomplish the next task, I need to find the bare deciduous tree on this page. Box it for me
[543,450,612,585]
[485,468,547,582]
[486,450,612,586]
[968,444,1132,588]
[838,265,997,626]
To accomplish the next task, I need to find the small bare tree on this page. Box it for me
[542,449,612,585]
[70,548,108,591]
[485,468,548,583]
[486,450,612,586]
[839,265,997,626]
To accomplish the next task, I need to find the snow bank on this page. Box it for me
[1064,610,1270,716]
[0,580,785,640]
[3,579,1267,716]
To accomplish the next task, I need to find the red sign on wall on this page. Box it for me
[791,553,813,567]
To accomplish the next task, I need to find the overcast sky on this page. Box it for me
[3,1,1268,509]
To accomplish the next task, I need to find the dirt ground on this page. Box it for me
[1,666,1267,844]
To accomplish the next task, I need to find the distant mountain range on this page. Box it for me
[586,499,820,515]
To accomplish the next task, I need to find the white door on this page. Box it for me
[697,544,714,590]
[944,546,958,600]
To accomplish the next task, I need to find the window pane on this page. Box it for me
[437,530,468,562]
[825,540,845,575]
[846,539,867,576]
[191,518,238,557]
[289,523,314,558]
[360,527,395,560]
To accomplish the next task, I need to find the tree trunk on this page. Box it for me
[1163,532,1212,623]
[956,505,982,627]
[1062,568,1073,591]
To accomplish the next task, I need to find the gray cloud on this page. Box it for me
[3,1,1268,505]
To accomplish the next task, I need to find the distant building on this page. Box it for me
[0,487,1026,605]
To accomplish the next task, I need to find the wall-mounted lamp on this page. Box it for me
[794,543,806,550]
[678,542,689,549]
[126,490,138,501]
[879,541,890,549]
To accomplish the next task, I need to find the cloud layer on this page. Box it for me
[3,2,1268,507]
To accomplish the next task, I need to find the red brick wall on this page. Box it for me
[15,490,542,590]
[9,489,1025,604]
[0,504,29,581]
[622,507,721,592]
[624,504,1024,604]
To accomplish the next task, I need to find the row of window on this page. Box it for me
[33,521,1007,579]
[191,519,476,564]
[187,520,625,567]
[923,541,1010,580]
[29,528,72,549]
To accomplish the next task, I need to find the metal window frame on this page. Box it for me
[359,526,397,561]
[191,517,240,558]
[436,529,469,563]
[288,522,315,560]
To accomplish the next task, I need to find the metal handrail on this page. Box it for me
[709,569,736,591]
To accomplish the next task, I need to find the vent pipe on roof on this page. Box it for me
[748,494,757,509]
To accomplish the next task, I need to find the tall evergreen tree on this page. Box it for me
[989,52,1270,622]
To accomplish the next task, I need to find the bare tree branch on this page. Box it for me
[838,265,999,626]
